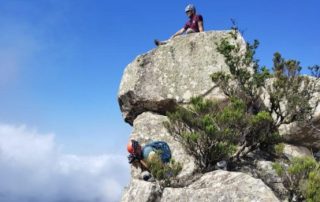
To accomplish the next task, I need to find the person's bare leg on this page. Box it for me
[186,28,196,34]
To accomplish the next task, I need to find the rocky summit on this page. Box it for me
[118,31,320,202]
[118,31,246,125]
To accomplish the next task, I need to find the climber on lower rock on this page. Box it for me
[127,139,172,181]
[154,4,204,46]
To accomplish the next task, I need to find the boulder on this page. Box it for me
[279,119,320,149]
[122,171,280,202]
[256,161,289,200]
[118,31,246,125]
[282,144,313,160]
[128,112,197,182]
[161,170,280,202]
[121,179,161,202]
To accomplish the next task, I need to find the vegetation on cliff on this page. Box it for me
[165,26,319,199]
[147,152,182,187]
[273,157,320,201]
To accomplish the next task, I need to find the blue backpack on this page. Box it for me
[145,141,171,163]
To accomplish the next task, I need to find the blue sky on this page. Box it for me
[0,1,319,201]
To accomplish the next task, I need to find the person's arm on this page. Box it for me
[170,28,186,39]
[139,159,149,171]
[130,158,149,171]
[198,20,204,32]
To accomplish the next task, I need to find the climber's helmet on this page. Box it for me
[127,139,141,155]
[185,4,196,13]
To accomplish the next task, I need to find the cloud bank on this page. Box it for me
[0,123,130,202]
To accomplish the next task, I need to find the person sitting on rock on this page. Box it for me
[127,139,172,180]
[154,4,204,46]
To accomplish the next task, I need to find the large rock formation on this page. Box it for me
[122,171,280,202]
[161,171,280,202]
[118,31,319,201]
[118,31,246,125]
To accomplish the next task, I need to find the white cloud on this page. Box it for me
[0,123,130,202]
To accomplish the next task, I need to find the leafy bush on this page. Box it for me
[146,152,182,187]
[274,143,285,156]
[305,170,320,202]
[309,65,320,78]
[269,52,316,126]
[165,96,278,171]
[214,28,318,127]
[212,27,317,160]
[165,97,237,171]
[272,162,285,176]
[273,157,320,202]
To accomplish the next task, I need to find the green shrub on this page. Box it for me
[146,152,182,187]
[165,96,279,171]
[305,170,320,202]
[274,157,320,201]
[288,157,317,176]
[214,28,317,128]
[272,162,285,176]
[165,97,239,170]
[274,143,285,156]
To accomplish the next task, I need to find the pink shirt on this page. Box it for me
[184,14,203,32]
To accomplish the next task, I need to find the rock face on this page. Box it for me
[282,144,313,160]
[118,31,319,202]
[256,161,289,200]
[118,31,246,125]
[279,117,320,149]
[121,179,162,202]
[121,171,280,202]
[161,171,280,202]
